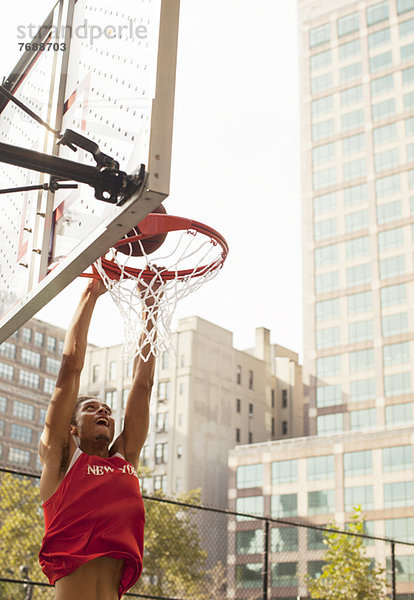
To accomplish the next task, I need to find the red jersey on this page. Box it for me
[39,449,145,598]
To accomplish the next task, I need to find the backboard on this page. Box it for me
[0,0,180,343]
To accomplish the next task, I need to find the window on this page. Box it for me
[316,354,341,377]
[385,518,414,542]
[369,51,393,73]
[380,255,405,279]
[384,372,411,396]
[155,442,168,464]
[19,370,40,389]
[108,361,117,380]
[272,459,298,484]
[0,396,6,412]
[350,408,377,430]
[400,17,414,36]
[311,72,333,94]
[308,490,335,514]
[236,496,264,521]
[382,312,408,336]
[313,118,334,141]
[338,12,359,36]
[153,474,167,492]
[282,421,288,435]
[312,94,334,119]
[57,340,64,355]
[347,291,372,315]
[236,365,242,384]
[46,357,60,375]
[376,174,400,198]
[271,494,297,518]
[385,402,413,425]
[348,319,373,343]
[344,450,372,477]
[314,217,337,240]
[344,485,374,511]
[340,62,362,84]
[408,142,414,161]
[315,243,338,267]
[373,123,397,146]
[236,529,264,554]
[34,331,44,347]
[310,23,330,47]
[383,341,410,366]
[371,73,394,96]
[21,349,41,368]
[92,364,99,383]
[308,528,326,550]
[236,398,241,413]
[310,49,332,71]
[315,271,339,294]
[236,428,241,443]
[13,400,34,420]
[314,192,337,215]
[383,445,412,472]
[375,148,399,171]
[346,236,370,260]
[346,263,371,287]
[342,108,364,131]
[313,166,336,190]
[402,42,414,62]
[339,39,361,61]
[372,98,395,121]
[384,481,414,507]
[158,380,170,401]
[350,377,376,402]
[368,27,391,49]
[313,141,335,164]
[407,117,414,137]
[341,85,363,109]
[0,343,16,359]
[271,389,275,408]
[0,362,14,380]
[377,200,402,225]
[343,132,365,155]
[381,283,406,307]
[161,351,169,370]
[308,455,335,480]
[343,159,366,182]
[379,228,404,252]
[317,413,343,435]
[345,208,369,232]
[316,384,342,408]
[366,1,389,26]
[105,390,117,410]
[282,389,288,408]
[21,327,32,343]
[47,336,56,352]
[248,370,254,390]
[349,348,375,372]
[271,528,298,552]
[316,326,340,349]
[344,182,368,206]
[272,562,298,588]
[8,447,30,466]
[43,378,55,394]
[316,298,339,321]
[404,68,414,91]
[176,444,183,459]
[236,464,263,489]
[404,90,414,110]
[236,563,262,589]
[122,389,129,409]
[398,0,414,14]
[11,423,32,444]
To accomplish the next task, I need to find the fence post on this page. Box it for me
[390,541,396,600]
[263,519,269,600]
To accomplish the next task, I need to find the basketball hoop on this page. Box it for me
[83,213,228,361]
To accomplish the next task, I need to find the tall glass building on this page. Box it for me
[300,0,414,436]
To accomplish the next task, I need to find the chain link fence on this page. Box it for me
[1,466,414,599]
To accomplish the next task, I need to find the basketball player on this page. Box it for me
[38,277,156,599]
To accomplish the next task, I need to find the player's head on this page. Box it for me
[70,396,115,444]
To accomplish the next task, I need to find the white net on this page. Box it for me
[93,224,227,361]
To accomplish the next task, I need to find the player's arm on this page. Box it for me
[38,279,106,469]
[111,295,158,468]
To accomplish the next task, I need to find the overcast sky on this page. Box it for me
[0,0,303,357]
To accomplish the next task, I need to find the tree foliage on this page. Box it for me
[307,507,389,600]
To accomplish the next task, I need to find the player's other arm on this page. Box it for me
[112,300,157,469]
[38,279,106,469]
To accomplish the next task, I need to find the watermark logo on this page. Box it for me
[17,19,148,46]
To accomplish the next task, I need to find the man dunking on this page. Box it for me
[38,277,156,599]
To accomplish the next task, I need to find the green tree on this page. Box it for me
[307,507,389,600]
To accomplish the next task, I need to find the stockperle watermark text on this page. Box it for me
[17,19,148,46]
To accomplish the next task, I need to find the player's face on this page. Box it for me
[74,399,115,443]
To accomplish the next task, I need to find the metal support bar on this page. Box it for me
[263,519,269,600]
[391,541,396,600]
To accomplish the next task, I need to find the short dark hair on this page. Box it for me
[71,396,98,426]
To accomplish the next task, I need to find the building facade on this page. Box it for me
[0,318,66,472]
[300,0,414,435]
[81,316,303,510]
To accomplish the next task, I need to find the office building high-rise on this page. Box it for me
[299,0,414,435]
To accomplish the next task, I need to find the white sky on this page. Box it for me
[0,0,303,357]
